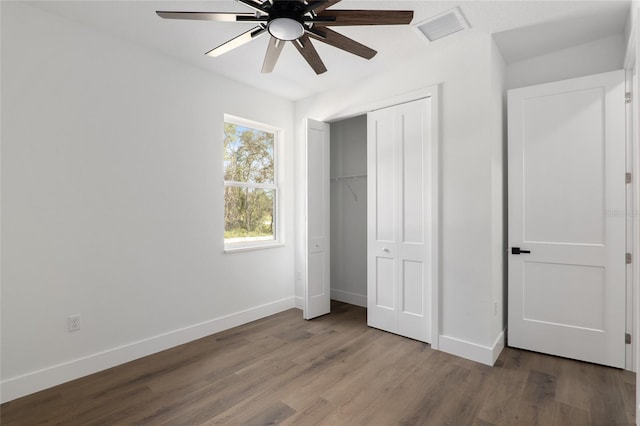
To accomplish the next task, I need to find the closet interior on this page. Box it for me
[329,115,368,308]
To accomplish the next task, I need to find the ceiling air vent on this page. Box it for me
[413,7,469,42]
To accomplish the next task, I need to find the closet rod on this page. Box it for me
[330,174,367,181]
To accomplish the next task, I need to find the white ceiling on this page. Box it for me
[30,0,630,100]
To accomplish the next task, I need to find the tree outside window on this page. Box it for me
[224,116,280,249]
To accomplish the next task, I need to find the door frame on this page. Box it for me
[304,85,441,349]
[624,8,639,377]
[625,67,636,372]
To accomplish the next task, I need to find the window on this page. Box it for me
[223,115,281,251]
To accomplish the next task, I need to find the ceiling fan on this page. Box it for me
[156,0,413,74]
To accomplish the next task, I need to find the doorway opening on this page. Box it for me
[329,115,368,311]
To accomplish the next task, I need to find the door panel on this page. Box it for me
[374,117,395,243]
[522,262,605,330]
[402,260,423,316]
[376,257,395,309]
[308,127,326,239]
[397,100,431,342]
[368,98,431,343]
[402,107,424,245]
[305,119,330,320]
[508,70,625,368]
[368,109,398,331]
[308,252,325,298]
[522,87,606,245]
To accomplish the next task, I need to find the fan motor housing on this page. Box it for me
[267,2,306,41]
[268,18,304,40]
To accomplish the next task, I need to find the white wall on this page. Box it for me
[507,34,626,90]
[490,40,507,347]
[295,33,506,365]
[329,116,367,307]
[1,2,296,402]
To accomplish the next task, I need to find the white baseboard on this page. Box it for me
[330,289,367,307]
[439,330,505,366]
[294,296,304,309]
[1,297,296,403]
[491,330,506,364]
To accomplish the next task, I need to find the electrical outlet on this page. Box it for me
[68,314,81,332]
[493,301,498,317]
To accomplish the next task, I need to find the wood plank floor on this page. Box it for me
[1,301,635,425]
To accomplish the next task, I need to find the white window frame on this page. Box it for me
[223,114,283,252]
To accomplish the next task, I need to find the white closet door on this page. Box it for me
[367,106,397,332]
[305,119,330,320]
[396,100,432,341]
[367,98,431,343]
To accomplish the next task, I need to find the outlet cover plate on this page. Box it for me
[68,314,81,332]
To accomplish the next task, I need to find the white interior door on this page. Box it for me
[367,98,432,343]
[305,119,330,320]
[508,70,626,368]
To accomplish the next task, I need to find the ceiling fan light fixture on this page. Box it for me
[268,17,305,40]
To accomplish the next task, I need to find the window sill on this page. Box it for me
[224,242,285,253]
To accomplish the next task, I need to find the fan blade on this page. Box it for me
[314,10,413,26]
[305,0,341,15]
[292,35,327,74]
[306,27,376,59]
[262,37,285,73]
[156,11,256,22]
[206,26,267,57]
[237,0,270,15]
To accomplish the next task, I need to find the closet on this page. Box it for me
[330,115,368,308]
[326,97,435,345]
